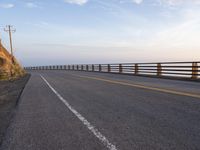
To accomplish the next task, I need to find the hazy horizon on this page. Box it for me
[0,0,200,66]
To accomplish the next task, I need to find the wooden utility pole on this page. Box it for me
[4,25,16,58]
[0,32,2,50]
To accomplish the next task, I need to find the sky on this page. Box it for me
[0,0,200,66]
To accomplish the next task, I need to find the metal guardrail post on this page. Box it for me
[92,65,94,72]
[135,64,138,75]
[99,64,102,72]
[192,62,198,79]
[81,65,83,71]
[77,65,79,70]
[72,65,74,70]
[108,64,111,72]
[157,63,162,76]
[119,64,123,73]
[86,65,89,71]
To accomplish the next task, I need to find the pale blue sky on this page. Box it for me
[0,0,200,66]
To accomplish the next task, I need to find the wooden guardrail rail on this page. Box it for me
[25,62,199,80]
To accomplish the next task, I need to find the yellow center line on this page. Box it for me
[73,74,200,99]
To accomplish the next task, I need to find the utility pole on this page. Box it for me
[0,31,2,49]
[4,25,16,58]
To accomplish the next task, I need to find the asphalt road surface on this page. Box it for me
[1,70,200,150]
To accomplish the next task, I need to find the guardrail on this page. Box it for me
[25,61,200,80]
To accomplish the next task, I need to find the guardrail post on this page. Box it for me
[192,62,198,79]
[77,65,79,70]
[119,64,123,73]
[108,64,111,72]
[157,63,162,76]
[72,65,74,70]
[81,65,83,71]
[86,65,89,71]
[135,64,138,75]
[92,65,94,72]
[99,64,102,72]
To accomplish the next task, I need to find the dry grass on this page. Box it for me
[0,44,26,80]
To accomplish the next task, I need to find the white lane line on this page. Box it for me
[40,75,118,150]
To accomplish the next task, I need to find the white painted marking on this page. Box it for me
[40,75,118,150]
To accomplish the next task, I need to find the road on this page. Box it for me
[1,70,200,150]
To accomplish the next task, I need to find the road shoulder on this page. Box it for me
[0,74,30,145]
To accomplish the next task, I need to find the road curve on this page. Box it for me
[1,70,200,150]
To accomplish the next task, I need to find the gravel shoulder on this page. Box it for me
[0,74,30,145]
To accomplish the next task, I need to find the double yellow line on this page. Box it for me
[73,74,200,99]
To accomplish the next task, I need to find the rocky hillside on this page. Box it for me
[0,42,25,80]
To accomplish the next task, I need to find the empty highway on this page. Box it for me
[1,70,200,150]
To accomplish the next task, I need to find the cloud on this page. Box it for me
[131,0,143,4]
[157,0,200,5]
[25,2,38,8]
[0,3,14,8]
[64,0,88,5]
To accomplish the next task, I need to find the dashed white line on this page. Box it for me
[40,75,118,150]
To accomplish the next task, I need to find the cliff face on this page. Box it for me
[0,43,25,80]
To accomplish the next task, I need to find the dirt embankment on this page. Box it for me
[0,42,26,80]
[0,74,30,145]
